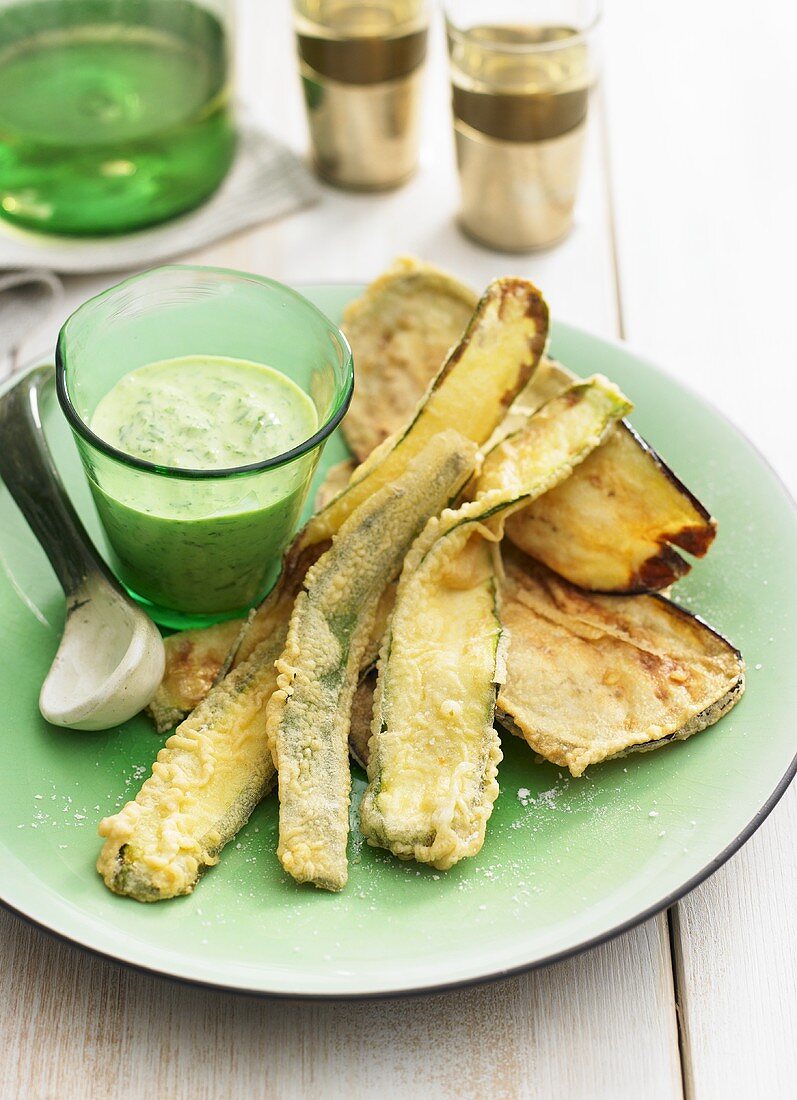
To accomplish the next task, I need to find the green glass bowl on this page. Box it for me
[56,266,353,628]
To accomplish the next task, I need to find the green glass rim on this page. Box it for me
[55,265,355,481]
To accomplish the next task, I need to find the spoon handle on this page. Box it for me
[0,364,118,598]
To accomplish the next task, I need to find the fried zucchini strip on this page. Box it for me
[98,631,286,900]
[497,545,745,776]
[268,431,478,891]
[360,377,632,869]
[360,518,504,870]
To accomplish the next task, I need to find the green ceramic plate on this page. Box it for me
[1,284,795,999]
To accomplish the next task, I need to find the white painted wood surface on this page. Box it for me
[604,3,797,1097]
[0,1,794,1097]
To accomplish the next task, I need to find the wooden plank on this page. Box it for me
[0,907,680,1100]
[604,2,797,1096]
[0,3,683,1097]
[602,0,797,489]
[672,789,797,1099]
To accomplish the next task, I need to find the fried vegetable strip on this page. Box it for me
[360,519,504,870]
[360,377,632,869]
[268,431,478,891]
[498,545,745,775]
[98,630,286,901]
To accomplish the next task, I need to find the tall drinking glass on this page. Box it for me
[293,0,429,190]
[444,0,601,252]
[0,0,236,235]
[56,266,353,629]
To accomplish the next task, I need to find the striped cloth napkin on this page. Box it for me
[0,127,320,361]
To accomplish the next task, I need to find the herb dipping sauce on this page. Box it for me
[89,355,319,617]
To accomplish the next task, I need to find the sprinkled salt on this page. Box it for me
[649,811,659,818]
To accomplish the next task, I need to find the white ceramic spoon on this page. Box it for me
[0,365,165,731]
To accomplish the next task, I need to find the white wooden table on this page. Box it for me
[1,2,795,1097]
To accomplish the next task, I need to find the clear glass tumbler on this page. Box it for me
[56,265,353,629]
[445,0,601,252]
[0,0,236,235]
[294,0,429,190]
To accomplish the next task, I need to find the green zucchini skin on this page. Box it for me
[268,431,478,891]
[360,377,632,869]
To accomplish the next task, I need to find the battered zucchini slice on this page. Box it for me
[360,520,504,870]
[98,630,286,900]
[360,377,632,870]
[504,360,717,591]
[497,544,745,776]
[268,431,478,891]
[341,257,478,461]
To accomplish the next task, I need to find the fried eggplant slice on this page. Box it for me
[341,258,479,461]
[505,360,717,591]
[361,377,631,870]
[497,544,745,777]
[268,431,478,891]
[147,619,244,734]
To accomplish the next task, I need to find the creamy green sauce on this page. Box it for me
[88,355,320,622]
[92,355,318,470]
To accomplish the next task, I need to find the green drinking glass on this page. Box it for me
[56,265,354,629]
[0,0,236,235]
